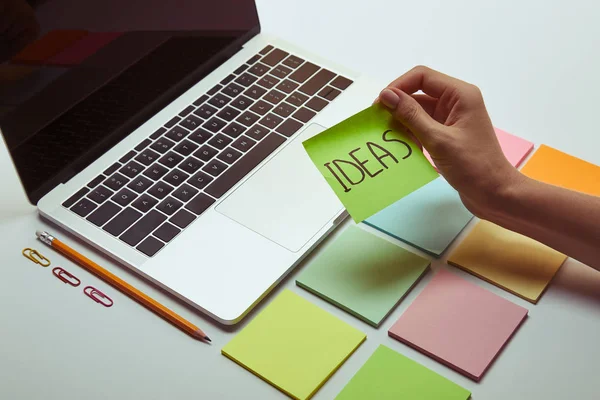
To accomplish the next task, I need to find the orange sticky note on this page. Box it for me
[520,145,600,196]
[448,220,567,303]
[11,30,88,65]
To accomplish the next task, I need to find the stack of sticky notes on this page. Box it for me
[388,269,528,381]
[335,345,471,400]
[296,225,429,327]
[222,290,365,400]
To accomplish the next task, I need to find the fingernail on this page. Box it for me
[380,89,400,108]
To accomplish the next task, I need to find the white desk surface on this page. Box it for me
[2,1,600,398]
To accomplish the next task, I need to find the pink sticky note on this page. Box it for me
[388,269,528,381]
[425,127,533,169]
[48,32,123,66]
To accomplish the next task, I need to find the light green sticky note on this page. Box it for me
[222,289,366,400]
[335,345,471,400]
[296,225,429,327]
[302,104,438,222]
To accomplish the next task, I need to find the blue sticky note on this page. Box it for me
[364,177,472,257]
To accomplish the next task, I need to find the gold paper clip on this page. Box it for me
[22,248,50,267]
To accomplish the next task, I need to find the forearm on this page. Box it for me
[484,174,600,270]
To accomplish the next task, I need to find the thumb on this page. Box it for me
[379,88,439,143]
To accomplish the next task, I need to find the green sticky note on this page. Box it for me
[302,104,438,222]
[296,225,429,327]
[222,290,366,400]
[335,345,471,400]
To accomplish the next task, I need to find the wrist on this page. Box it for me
[481,168,530,223]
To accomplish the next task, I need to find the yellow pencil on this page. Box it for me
[37,230,210,342]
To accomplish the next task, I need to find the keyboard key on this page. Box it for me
[289,62,319,83]
[104,173,130,191]
[223,82,244,98]
[120,210,166,246]
[234,64,249,75]
[273,102,296,118]
[207,84,222,96]
[111,188,138,206]
[164,116,181,128]
[148,181,174,199]
[103,162,120,176]
[158,151,184,169]
[263,89,286,105]
[86,201,121,227]
[136,236,165,257]
[119,160,145,178]
[230,95,253,111]
[306,97,328,112]
[188,128,213,145]
[236,111,260,127]
[257,75,279,89]
[246,125,270,141]
[271,65,293,79]
[170,209,196,229]
[292,107,316,123]
[127,175,153,194]
[157,197,183,216]
[179,156,204,174]
[173,140,198,157]
[203,159,228,177]
[132,194,158,213]
[282,55,304,69]
[204,133,285,198]
[234,73,258,87]
[88,185,113,204]
[217,147,242,164]
[261,48,289,66]
[178,105,195,117]
[244,85,267,99]
[259,113,283,129]
[119,151,136,164]
[187,171,213,190]
[286,91,309,107]
[208,133,232,150]
[135,149,160,166]
[136,236,164,257]
[250,100,273,116]
[172,183,198,203]
[166,126,190,142]
[276,79,299,94]
[247,54,261,65]
[185,193,216,215]
[299,69,336,96]
[103,207,142,237]
[150,127,166,139]
[87,174,105,189]
[208,93,231,108]
[194,103,218,119]
[153,223,181,243]
[220,74,235,85]
[331,76,353,90]
[150,138,176,154]
[318,86,341,101]
[259,45,274,55]
[70,198,97,217]
[202,117,227,133]
[276,119,303,137]
[217,106,241,122]
[180,115,203,131]
[222,122,246,138]
[248,63,270,77]
[164,169,190,187]
[194,145,218,162]
[193,94,210,107]
[135,139,152,152]
[232,136,256,153]
[143,163,169,180]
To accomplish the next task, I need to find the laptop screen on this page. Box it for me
[0,0,260,204]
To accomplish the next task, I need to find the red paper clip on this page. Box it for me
[83,286,113,307]
[52,267,81,287]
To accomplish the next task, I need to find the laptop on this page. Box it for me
[0,0,379,324]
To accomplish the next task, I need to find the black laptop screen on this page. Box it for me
[0,0,260,204]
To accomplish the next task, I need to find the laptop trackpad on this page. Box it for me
[215,124,343,252]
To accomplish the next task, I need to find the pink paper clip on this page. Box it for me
[52,267,81,287]
[83,286,113,307]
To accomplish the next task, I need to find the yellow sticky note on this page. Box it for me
[520,144,600,196]
[448,220,567,303]
[222,290,366,400]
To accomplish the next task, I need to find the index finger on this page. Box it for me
[385,65,467,98]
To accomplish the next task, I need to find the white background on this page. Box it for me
[2,0,600,399]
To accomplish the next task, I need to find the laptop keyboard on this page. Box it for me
[61,45,353,257]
